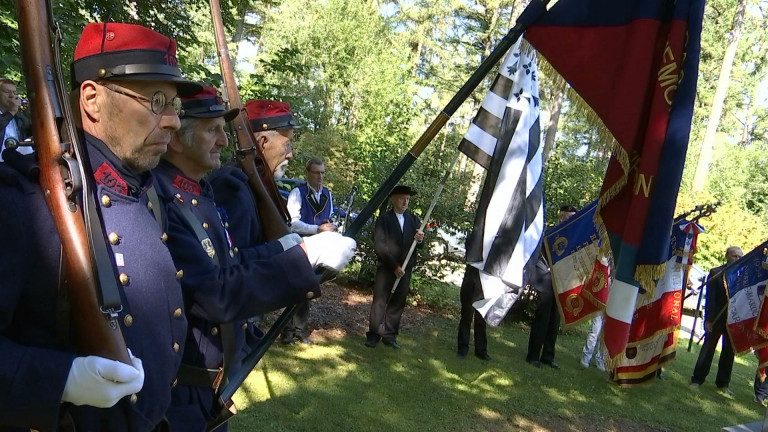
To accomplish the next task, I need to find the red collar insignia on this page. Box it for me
[94,162,128,195]
[173,174,201,195]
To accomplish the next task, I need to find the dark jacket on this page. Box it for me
[705,264,728,329]
[0,110,32,143]
[208,166,263,248]
[374,209,421,271]
[153,161,318,430]
[531,254,553,294]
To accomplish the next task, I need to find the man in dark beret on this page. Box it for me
[154,86,355,431]
[365,185,425,350]
[0,22,200,432]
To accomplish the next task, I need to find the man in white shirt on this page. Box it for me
[282,157,338,344]
[0,78,33,162]
[286,158,338,235]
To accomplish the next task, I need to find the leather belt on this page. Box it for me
[177,364,224,390]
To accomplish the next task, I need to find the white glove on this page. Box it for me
[277,233,304,251]
[303,231,357,271]
[61,351,144,408]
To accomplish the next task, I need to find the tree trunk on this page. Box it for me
[691,0,746,192]
[542,79,566,164]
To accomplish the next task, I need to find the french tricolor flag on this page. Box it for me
[724,243,768,354]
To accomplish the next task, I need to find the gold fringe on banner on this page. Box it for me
[634,263,669,299]
[607,328,679,385]
[613,333,680,388]
[604,343,626,374]
[753,320,768,342]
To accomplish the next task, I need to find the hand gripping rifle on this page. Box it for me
[15,0,131,364]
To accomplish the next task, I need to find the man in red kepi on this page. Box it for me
[0,22,200,432]
[209,99,297,249]
[209,100,358,346]
[154,86,354,431]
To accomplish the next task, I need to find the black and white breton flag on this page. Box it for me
[459,39,544,326]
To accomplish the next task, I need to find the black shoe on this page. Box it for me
[543,360,561,370]
[383,339,401,349]
[526,359,542,368]
[457,351,468,358]
[475,352,493,362]
[281,333,295,345]
[365,337,379,348]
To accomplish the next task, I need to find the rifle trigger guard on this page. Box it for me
[60,152,83,209]
[234,146,257,158]
[100,305,123,329]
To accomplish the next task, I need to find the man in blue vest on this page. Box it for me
[281,158,338,344]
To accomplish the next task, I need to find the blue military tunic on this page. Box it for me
[154,161,318,431]
[0,135,187,432]
[208,166,263,248]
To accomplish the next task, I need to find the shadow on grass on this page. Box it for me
[229,314,765,432]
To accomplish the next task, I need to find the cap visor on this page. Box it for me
[111,74,202,96]
[184,108,241,122]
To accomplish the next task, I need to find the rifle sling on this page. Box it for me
[171,196,237,390]
[55,245,71,350]
[87,191,122,312]
[146,185,163,228]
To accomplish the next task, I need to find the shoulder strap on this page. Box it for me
[146,185,164,229]
[172,195,219,267]
[171,195,237,380]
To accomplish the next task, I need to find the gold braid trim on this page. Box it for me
[612,330,680,388]
[634,263,669,299]
[754,301,768,340]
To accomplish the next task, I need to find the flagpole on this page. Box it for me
[389,151,461,295]
[687,279,706,352]
[343,0,551,241]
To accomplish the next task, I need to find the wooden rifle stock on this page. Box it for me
[210,0,290,240]
[16,0,131,365]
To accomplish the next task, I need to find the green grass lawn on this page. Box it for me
[228,312,765,432]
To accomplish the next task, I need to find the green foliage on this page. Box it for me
[542,103,610,223]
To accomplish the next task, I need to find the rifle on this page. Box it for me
[210,0,291,240]
[15,0,131,364]
[208,0,294,427]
